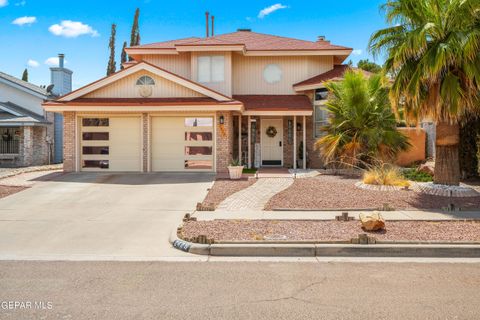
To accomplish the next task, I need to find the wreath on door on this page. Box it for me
[266,126,277,138]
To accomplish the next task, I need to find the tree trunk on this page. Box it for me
[434,122,460,186]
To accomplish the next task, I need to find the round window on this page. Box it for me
[263,64,282,84]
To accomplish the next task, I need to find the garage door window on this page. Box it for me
[185,118,213,127]
[184,160,212,170]
[82,146,109,155]
[185,146,212,155]
[82,118,109,126]
[83,160,109,169]
[185,132,212,141]
[82,132,109,140]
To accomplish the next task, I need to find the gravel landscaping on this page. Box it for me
[0,185,27,199]
[181,220,480,242]
[265,175,480,210]
[201,179,256,208]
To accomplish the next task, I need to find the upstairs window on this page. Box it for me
[197,56,225,83]
[314,88,329,101]
[136,75,155,86]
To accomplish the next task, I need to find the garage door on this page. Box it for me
[80,116,141,171]
[151,116,214,172]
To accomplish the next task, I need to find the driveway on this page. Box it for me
[0,172,214,260]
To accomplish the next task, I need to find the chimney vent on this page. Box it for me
[211,15,215,37]
[237,28,251,32]
[205,12,209,37]
[58,53,65,68]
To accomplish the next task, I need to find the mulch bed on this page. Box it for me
[265,175,480,210]
[0,185,28,199]
[201,179,256,208]
[181,220,480,242]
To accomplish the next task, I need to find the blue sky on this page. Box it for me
[0,0,388,89]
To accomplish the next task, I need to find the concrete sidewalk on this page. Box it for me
[194,209,480,221]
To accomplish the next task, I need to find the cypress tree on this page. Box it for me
[120,41,127,69]
[22,68,28,82]
[128,8,140,61]
[106,24,117,76]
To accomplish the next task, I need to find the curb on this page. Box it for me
[169,230,480,257]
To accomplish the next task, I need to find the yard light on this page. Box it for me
[219,115,225,125]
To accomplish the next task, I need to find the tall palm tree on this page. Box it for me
[369,0,480,185]
[315,70,410,166]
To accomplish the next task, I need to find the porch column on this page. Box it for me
[238,115,242,164]
[293,115,297,170]
[247,116,251,168]
[303,116,306,170]
[23,126,33,166]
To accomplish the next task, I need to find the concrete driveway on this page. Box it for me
[0,172,214,260]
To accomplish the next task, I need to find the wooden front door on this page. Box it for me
[261,118,283,166]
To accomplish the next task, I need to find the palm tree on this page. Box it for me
[369,0,480,185]
[315,70,410,166]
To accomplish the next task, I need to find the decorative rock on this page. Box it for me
[359,211,386,231]
[418,163,435,176]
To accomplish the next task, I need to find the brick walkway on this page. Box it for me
[216,178,294,211]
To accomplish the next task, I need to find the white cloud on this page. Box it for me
[352,49,363,55]
[48,20,99,38]
[258,3,288,18]
[15,0,26,6]
[0,0,8,7]
[44,57,68,66]
[12,16,37,26]
[27,59,39,67]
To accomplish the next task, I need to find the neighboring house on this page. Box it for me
[0,53,72,167]
[44,30,354,173]
[0,71,53,167]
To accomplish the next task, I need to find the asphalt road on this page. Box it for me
[1,261,479,319]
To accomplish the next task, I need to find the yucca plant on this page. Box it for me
[315,70,410,166]
[369,0,480,185]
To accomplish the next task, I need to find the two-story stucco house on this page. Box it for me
[43,30,352,173]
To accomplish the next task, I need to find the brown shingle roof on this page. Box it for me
[130,31,351,51]
[233,95,311,111]
[293,65,374,88]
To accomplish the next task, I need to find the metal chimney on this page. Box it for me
[58,53,65,68]
[205,11,209,37]
[211,15,215,37]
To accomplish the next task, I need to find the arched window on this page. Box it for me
[136,75,155,86]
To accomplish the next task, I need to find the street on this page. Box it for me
[1,260,479,319]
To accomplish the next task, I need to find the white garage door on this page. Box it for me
[80,116,141,171]
[151,116,214,172]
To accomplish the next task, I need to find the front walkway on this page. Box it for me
[217,178,294,211]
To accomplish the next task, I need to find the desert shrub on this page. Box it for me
[363,165,410,187]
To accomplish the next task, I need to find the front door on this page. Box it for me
[261,118,283,166]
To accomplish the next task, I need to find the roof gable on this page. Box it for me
[57,62,232,102]
[0,71,48,98]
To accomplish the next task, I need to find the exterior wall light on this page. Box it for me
[219,115,225,124]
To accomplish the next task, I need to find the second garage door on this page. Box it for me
[151,116,214,172]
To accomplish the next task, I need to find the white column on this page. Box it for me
[238,115,242,163]
[303,116,307,170]
[293,115,297,170]
[247,116,251,169]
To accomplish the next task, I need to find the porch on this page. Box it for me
[231,95,318,170]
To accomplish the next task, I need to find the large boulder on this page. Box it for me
[359,212,386,231]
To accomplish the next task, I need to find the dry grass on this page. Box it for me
[363,166,410,187]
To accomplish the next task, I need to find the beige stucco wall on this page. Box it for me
[232,55,333,95]
[84,70,205,99]
[396,127,426,166]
